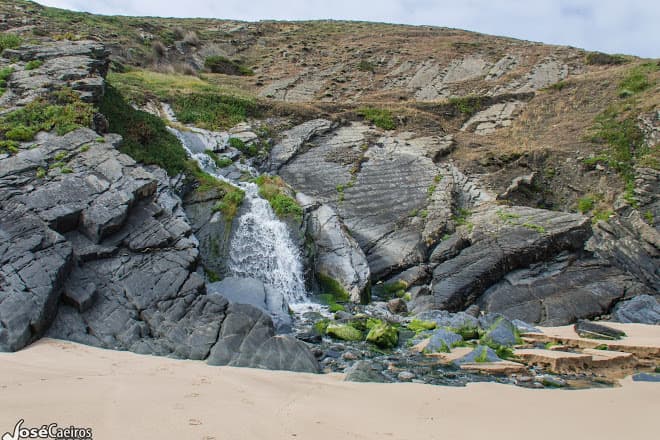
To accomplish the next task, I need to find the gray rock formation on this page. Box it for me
[460,101,524,135]
[269,118,334,171]
[279,122,453,280]
[0,42,319,373]
[1,40,109,106]
[612,295,660,325]
[306,202,371,303]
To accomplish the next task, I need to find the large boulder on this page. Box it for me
[611,295,660,324]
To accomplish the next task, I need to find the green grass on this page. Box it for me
[577,196,596,213]
[229,137,259,157]
[453,208,472,226]
[521,222,546,233]
[357,107,395,130]
[0,33,21,53]
[644,210,655,225]
[212,184,245,221]
[0,88,94,142]
[255,174,303,221]
[206,150,233,168]
[24,60,44,70]
[204,55,254,76]
[107,71,258,130]
[448,95,485,116]
[407,319,437,334]
[0,67,13,96]
[357,60,376,73]
[618,62,658,97]
[99,85,189,176]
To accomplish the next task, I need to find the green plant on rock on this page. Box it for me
[577,195,596,213]
[0,90,94,142]
[204,55,254,76]
[0,34,22,53]
[24,60,44,71]
[212,184,245,222]
[0,67,13,96]
[99,85,189,176]
[35,167,46,179]
[255,174,303,220]
[449,95,484,116]
[357,107,395,130]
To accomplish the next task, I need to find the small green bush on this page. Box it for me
[618,63,658,96]
[24,60,44,71]
[357,60,376,73]
[0,67,12,96]
[577,196,595,213]
[357,107,395,130]
[585,52,628,66]
[204,55,254,76]
[255,174,303,220]
[449,95,485,116]
[0,34,22,53]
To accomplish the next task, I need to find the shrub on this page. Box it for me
[618,63,658,97]
[204,55,254,76]
[357,107,395,130]
[182,31,200,46]
[24,60,44,71]
[0,34,22,53]
[585,52,628,66]
[449,95,485,116]
[0,67,12,96]
[357,60,376,73]
[212,185,245,221]
[151,40,166,59]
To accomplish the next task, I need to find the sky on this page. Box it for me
[34,0,659,58]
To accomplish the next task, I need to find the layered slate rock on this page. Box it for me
[430,205,592,312]
[587,167,660,292]
[279,122,454,280]
[1,40,110,105]
[477,253,651,326]
[305,202,370,303]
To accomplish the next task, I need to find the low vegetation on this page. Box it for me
[0,33,21,53]
[0,67,12,96]
[255,174,303,220]
[99,85,189,176]
[357,107,396,130]
[585,52,628,66]
[0,88,94,142]
[211,184,245,221]
[204,55,254,76]
[448,95,485,116]
[24,60,44,70]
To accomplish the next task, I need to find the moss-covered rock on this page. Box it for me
[366,322,398,348]
[326,323,363,341]
[407,319,437,333]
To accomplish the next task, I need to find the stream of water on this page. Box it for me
[162,106,309,308]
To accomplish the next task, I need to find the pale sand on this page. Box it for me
[541,322,660,348]
[0,338,658,440]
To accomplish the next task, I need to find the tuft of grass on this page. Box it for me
[357,60,376,73]
[408,319,437,334]
[453,208,472,226]
[0,33,22,53]
[644,210,655,225]
[229,137,259,157]
[618,62,658,97]
[99,85,189,176]
[212,184,245,221]
[577,196,596,214]
[24,60,44,71]
[173,93,258,130]
[0,66,12,96]
[35,167,46,179]
[521,222,546,233]
[255,174,303,220]
[448,95,484,116]
[357,107,395,130]
[206,150,233,168]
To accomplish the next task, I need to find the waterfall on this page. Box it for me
[164,116,308,306]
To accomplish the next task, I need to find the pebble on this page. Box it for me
[398,371,416,381]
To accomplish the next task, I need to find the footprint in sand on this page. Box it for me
[188,419,202,426]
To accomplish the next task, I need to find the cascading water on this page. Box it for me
[163,106,308,307]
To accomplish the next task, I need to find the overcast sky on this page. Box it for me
[35,0,658,58]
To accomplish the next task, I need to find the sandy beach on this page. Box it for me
[0,338,657,440]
